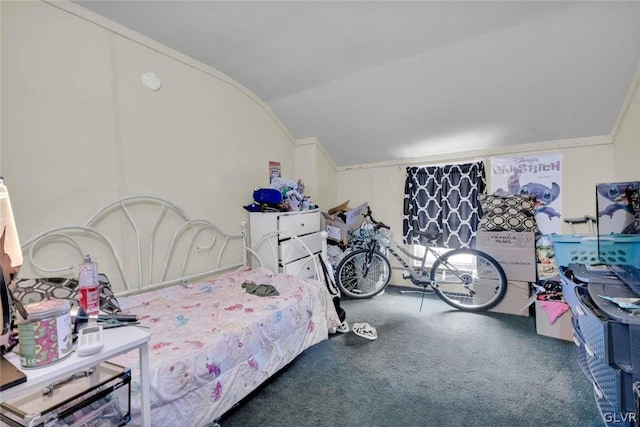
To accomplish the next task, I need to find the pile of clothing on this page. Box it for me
[243,178,318,213]
[533,279,569,324]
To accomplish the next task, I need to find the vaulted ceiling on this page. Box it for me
[74,1,640,167]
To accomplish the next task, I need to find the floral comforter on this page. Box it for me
[112,267,339,427]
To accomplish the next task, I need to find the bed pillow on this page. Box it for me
[10,274,122,314]
[479,194,540,234]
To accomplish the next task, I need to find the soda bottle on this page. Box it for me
[78,255,100,316]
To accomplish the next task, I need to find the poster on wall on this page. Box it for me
[269,161,281,183]
[489,153,563,235]
[489,154,563,279]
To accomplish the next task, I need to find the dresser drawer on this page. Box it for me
[278,212,320,237]
[593,383,620,427]
[574,293,607,361]
[608,322,640,374]
[574,291,640,373]
[592,383,636,427]
[634,382,640,426]
[280,232,322,264]
[572,317,594,383]
[589,355,640,414]
[284,254,319,279]
[249,210,322,276]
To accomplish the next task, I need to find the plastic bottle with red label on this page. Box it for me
[78,255,100,316]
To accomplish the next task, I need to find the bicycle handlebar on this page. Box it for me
[364,206,390,230]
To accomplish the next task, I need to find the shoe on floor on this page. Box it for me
[352,322,377,340]
[336,320,349,333]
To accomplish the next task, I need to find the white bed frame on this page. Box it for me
[20,195,326,297]
[16,195,333,427]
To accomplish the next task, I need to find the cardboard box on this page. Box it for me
[535,300,573,341]
[475,231,536,282]
[489,280,533,316]
[322,201,368,245]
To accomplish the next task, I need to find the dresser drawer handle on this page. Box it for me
[593,383,603,399]
[585,343,595,358]
[574,305,584,316]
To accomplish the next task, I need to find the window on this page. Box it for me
[403,161,486,249]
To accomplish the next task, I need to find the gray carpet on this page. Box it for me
[220,286,603,427]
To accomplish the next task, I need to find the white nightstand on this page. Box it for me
[1,326,151,427]
[249,209,322,277]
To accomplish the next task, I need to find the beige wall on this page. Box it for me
[2,1,637,286]
[294,137,337,212]
[1,1,297,246]
[334,136,616,283]
[334,69,640,284]
[612,63,640,181]
[323,62,638,286]
[329,63,640,259]
[336,136,615,233]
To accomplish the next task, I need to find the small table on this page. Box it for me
[1,326,151,427]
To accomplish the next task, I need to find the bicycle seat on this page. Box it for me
[411,230,441,242]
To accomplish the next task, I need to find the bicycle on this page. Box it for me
[333,207,507,312]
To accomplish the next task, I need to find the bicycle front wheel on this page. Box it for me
[335,249,391,299]
[430,248,507,312]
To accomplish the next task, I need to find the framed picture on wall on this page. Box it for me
[269,161,281,183]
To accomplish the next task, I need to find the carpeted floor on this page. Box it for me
[220,286,603,427]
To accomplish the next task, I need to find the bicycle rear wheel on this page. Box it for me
[430,248,507,312]
[335,249,391,299]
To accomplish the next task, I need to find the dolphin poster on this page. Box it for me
[489,153,563,235]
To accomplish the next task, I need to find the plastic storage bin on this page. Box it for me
[634,382,639,426]
[550,234,640,268]
[0,362,130,427]
[597,235,640,267]
[550,235,600,267]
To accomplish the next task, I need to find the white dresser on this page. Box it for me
[249,209,322,278]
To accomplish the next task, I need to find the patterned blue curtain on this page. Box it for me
[403,161,486,248]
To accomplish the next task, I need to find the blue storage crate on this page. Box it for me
[597,235,640,267]
[589,355,640,415]
[550,234,640,268]
[550,235,600,267]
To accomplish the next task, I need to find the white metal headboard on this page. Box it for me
[21,195,245,297]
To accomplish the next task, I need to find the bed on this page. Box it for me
[14,196,340,427]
